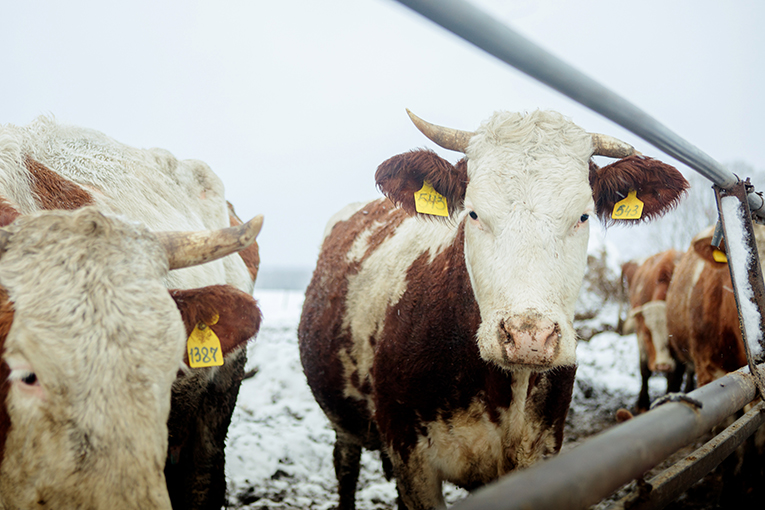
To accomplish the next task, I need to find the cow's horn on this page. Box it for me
[590,133,636,158]
[407,109,474,153]
[0,229,12,258]
[156,215,264,270]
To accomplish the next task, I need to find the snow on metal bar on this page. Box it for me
[391,0,765,219]
[720,195,763,358]
[451,369,757,510]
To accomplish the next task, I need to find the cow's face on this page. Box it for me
[0,209,182,509]
[376,110,688,372]
[462,113,594,369]
[0,208,261,509]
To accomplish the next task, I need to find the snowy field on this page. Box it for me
[224,285,666,509]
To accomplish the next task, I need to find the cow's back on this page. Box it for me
[0,117,252,292]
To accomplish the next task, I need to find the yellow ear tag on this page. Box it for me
[187,313,224,368]
[414,181,449,217]
[713,249,728,263]
[611,190,644,220]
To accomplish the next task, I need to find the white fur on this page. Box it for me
[463,111,593,369]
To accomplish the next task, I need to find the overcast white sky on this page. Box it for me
[3,0,764,269]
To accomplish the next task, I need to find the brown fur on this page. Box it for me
[170,285,262,363]
[227,202,260,282]
[25,156,94,210]
[622,250,686,412]
[589,155,688,225]
[666,235,746,387]
[375,150,468,217]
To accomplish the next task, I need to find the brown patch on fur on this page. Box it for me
[0,198,20,227]
[375,150,468,217]
[25,156,94,210]
[666,243,746,387]
[589,155,688,225]
[0,286,14,466]
[170,285,262,363]
[227,202,260,282]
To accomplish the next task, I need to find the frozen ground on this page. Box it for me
[224,288,666,509]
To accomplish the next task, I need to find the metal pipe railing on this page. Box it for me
[451,369,757,510]
[391,0,765,218]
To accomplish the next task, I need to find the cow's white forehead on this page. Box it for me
[463,111,594,228]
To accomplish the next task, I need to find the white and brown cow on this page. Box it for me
[299,110,688,510]
[621,249,688,412]
[0,207,261,509]
[0,116,262,509]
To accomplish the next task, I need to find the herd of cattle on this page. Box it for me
[0,109,751,510]
[620,222,762,415]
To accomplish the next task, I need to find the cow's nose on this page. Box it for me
[499,315,560,365]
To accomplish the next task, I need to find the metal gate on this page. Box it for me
[390,1,765,508]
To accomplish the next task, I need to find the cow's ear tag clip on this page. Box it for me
[414,181,449,217]
[713,249,728,263]
[187,313,224,368]
[611,190,644,220]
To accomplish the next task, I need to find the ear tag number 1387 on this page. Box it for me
[187,313,224,368]
[611,190,644,220]
[414,181,449,217]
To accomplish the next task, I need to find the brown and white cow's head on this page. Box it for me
[376,110,687,371]
[0,207,262,509]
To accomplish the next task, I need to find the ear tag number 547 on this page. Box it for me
[611,190,644,220]
[187,314,224,368]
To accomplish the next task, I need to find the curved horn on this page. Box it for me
[406,109,474,153]
[156,214,264,270]
[590,133,637,158]
[0,229,12,258]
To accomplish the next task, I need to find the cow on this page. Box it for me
[298,109,688,510]
[666,224,765,387]
[0,207,262,509]
[0,116,262,509]
[620,249,688,412]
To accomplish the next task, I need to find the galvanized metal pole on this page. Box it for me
[715,181,765,394]
[391,0,765,218]
[450,370,757,510]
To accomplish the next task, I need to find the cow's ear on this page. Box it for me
[169,285,261,363]
[375,149,467,218]
[589,155,688,224]
[692,235,727,265]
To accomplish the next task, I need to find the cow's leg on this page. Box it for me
[636,360,651,413]
[391,451,444,510]
[333,431,362,510]
[666,361,685,393]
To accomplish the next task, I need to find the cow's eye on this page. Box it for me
[21,372,38,386]
[579,214,589,223]
[469,211,478,220]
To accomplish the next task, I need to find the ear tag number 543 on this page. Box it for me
[187,313,224,368]
[611,190,644,220]
[414,181,449,217]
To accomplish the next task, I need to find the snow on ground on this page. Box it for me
[224,285,667,509]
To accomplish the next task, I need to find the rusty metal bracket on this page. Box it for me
[714,179,765,397]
